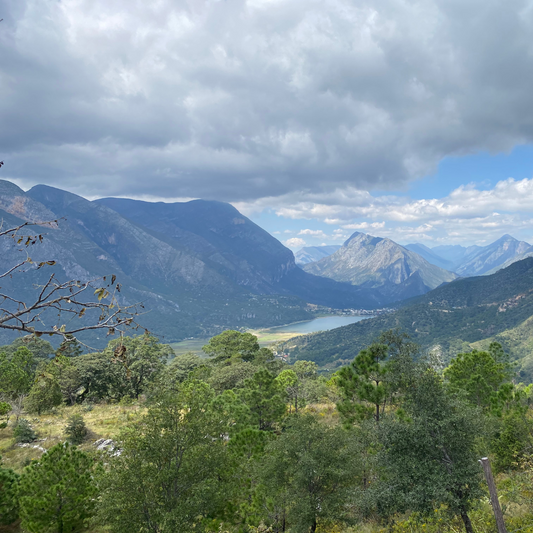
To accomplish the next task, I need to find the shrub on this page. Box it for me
[64,414,88,445]
[13,419,37,443]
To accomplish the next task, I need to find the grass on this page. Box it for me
[0,402,144,474]
[170,328,305,358]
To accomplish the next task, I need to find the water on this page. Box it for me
[266,315,371,334]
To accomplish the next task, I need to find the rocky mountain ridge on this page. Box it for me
[303,232,458,300]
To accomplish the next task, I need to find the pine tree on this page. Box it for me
[18,442,98,533]
[0,455,20,526]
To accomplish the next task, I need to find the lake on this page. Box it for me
[265,315,371,334]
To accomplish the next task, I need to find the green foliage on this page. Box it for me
[208,360,257,392]
[0,337,55,362]
[258,414,361,533]
[64,414,88,445]
[337,343,390,423]
[56,335,83,358]
[13,418,37,443]
[203,330,261,364]
[24,373,63,415]
[0,400,11,427]
[97,380,229,532]
[444,343,513,409]
[72,351,118,402]
[238,369,286,431]
[18,442,98,533]
[0,347,36,400]
[0,455,20,526]
[103,334,172,398]
[166,351,204,383]
[282,258,533,366]
[377,370,485,531]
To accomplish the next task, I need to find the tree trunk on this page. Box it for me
[460,507,474,533]
[310,517,317,533]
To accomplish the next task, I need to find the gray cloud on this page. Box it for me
[2,0,533,201]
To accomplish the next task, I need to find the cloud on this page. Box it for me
[3,0,533,202]
[342,221,386,230]
[298,229,327,238]
[283,237,306,249]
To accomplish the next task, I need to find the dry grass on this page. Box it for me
[0,402,145,473]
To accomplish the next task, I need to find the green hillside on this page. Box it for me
[281,257,533,368]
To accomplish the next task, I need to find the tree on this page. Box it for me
[0,455,20,526]
[258,414,361,533]
[18,442,98,533]
[103,334,172,399]
[238,369,286,431]
[337,343,390,424]
[56,335,83,358]
[208,361,257,392]
[166,351,204,383]
[203,330,261,365]
[0,401,11,428]
[444,343,513,409]
[64,414,88,445]
[24,372,63,415]
[72,351,118,402]
[0,164,140,340]
[0,346,36,400]
[0,336,54,362]
[97,380,229,532]
[378,370,485,533]
[13,418,37,443]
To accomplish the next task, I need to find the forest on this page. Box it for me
[1,329,533,533]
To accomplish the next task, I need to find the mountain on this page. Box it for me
[295,246,341,265]
[431,244,481,270]
[281,257,533,375]
[404,243,455,271]
[303,232,457,300]
[485,247,533,274]
[454,234,531,276]
[95,197,385,309]
[0,180,396,346]
[428,237,532,275]
[0,181,316,345]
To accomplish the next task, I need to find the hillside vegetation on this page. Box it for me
[282,257,533,370]
[2,330,533,533]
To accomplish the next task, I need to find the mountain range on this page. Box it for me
[407,235,532,275]
[303,232,458,300]
[282,257,533,381]
[0,180,392,345]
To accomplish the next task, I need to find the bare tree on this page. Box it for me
[0,162,140,342]
[0,219,141,340]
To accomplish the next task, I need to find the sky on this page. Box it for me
[2,0,533,251]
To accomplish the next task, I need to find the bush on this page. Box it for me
[13,419,37,443]
[64,414,88,445]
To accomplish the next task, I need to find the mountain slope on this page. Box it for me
[96,197,387,309]
[405,243,455,271]
[303,232,457,299]
[295,246,341,265]
[283,257,533,368]
[455,234,531,276]
[0,182,316,344]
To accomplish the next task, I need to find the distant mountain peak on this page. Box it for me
[303,231,457,300]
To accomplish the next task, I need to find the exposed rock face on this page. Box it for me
[455,235,532,276]
[303,232,457,299]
